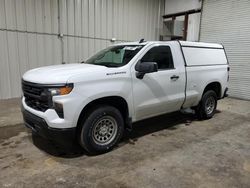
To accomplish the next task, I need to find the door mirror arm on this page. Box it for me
[135,61,158,79]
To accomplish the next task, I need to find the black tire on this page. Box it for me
[195,90,217,120]
[79,105,124,154]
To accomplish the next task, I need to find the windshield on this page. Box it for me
[84,45,144,67]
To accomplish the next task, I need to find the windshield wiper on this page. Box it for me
[92,62,122,68]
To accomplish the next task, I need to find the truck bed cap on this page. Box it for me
[116,41,224,49]
[179,41,223,49]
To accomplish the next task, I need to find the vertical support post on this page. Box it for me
[183,14,189,41]
[57,0,65,64]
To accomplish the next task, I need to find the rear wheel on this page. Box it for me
[79,105,124,154]
[195,90,217,120]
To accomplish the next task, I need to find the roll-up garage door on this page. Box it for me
[200,0,250,100]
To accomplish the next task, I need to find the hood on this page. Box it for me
[22,63,106,84]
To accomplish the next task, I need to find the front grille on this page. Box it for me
[22,81,51,112]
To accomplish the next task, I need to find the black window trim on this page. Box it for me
[140,44,175,71]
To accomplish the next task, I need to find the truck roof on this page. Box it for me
[117,40,224,49]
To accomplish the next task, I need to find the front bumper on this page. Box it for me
[22,106,76,147]
[22,96,76,129]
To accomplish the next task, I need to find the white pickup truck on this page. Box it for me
[21,40,229,154]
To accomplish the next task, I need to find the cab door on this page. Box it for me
[131,44,186,121]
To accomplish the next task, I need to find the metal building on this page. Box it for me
[200,0,250,100]
[0,0,165,99]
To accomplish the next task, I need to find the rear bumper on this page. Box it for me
[22,106,76,147]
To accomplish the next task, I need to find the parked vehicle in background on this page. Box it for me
[21,40,229,154]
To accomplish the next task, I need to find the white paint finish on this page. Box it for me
[180,41,223,48]
[131,42,186,120]
[184,64,228,107]
[22,63,105,84]
[22,92,91,129]
[22,41,228,129]
[200,0,250,100]
[182,47,227,66]
[165,0,201,15]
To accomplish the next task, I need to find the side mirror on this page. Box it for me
[135,61,158,79]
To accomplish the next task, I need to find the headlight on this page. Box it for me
[48,84,73,96]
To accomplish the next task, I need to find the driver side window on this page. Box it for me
[141,46,174,70]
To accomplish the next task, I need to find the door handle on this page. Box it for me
[170,75,179,80]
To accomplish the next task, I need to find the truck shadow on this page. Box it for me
[31,110,221,158]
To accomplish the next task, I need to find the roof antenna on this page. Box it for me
[139,38,145,43]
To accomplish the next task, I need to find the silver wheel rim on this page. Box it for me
[205,96,215,115]
[92,116,118,145]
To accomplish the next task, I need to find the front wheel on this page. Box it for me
[79,105,124,154]
[195,90,217,120]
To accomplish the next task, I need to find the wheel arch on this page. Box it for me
[203,81,222,99]
[76,96,130,132]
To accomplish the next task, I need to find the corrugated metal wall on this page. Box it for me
[0,0,165,99]
[0,0,61,99]
[200,0,250,100]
